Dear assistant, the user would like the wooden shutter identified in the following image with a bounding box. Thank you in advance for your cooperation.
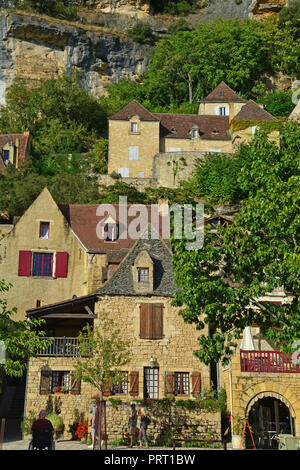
[55,252,68,278]
[103,380,111,397]
[18,251,32,276]
[140,304,164,339]
[191,372,201,397]
[140,304,151,339]
[165,372,174,396]
[129,371,139,396]
[40,370,51,395]
[152,304,163,339]
[70,372,81,395]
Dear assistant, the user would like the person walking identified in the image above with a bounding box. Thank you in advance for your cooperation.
[137,408,150,449]
[128,402,137,447]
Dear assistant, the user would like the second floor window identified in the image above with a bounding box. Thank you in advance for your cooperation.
[33,252,53,277]
[129,146,139,161]
[131,123,138,133]
[140,303,164,339]
[138,268,149,282]
[219,107,226,116]
[40,221,50,239]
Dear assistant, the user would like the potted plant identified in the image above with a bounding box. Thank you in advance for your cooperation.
[53,386,62,394]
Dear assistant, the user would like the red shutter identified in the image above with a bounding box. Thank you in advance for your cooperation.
[129,372,139,396]
[55,252,68,278]
[18,251,32,276]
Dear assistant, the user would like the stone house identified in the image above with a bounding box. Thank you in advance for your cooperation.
[24,229,217,441]
[0,130,31,173]
[107,82,279,187]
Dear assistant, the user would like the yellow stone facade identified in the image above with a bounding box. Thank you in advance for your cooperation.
[0,188,107,321]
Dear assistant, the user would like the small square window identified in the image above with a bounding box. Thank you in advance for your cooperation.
[138,268,149,282]
[40,222,50,239]
[131,123,138,133]
[192,129,198,139]
[218,91,224,97]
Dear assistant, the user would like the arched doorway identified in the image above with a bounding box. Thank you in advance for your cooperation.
[246,394,296,449]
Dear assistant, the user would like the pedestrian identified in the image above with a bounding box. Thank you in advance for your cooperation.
[137,408,150,449]
[31,410,54,435]
[89,402,98,449]
[128,402,137,447]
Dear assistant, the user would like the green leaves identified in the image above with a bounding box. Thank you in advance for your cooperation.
[172,123,300,365]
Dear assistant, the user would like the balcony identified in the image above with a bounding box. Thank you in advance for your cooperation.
[37,337,80,357]
[240,350,300,373]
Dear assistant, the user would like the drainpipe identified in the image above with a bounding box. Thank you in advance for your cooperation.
[229,366,234,436]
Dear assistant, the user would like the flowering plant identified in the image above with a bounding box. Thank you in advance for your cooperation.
[75,421,89,440]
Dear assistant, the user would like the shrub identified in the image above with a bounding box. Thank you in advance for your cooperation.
[47,413,65,438]
[127,21,155,45]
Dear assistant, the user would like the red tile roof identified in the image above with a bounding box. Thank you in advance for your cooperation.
[154,113,231,141]
[0,132,31,161]
[109,100,160,121]
[232,100,277,121]
[59,203,171,255]
[200,82,247,103]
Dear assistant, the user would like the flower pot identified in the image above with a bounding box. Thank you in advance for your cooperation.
[232,434,243,449]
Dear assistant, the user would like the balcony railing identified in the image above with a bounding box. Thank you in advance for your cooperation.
[240,350,300,373]
[37,337,80,357]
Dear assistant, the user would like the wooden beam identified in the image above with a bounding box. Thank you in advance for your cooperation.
[42,313,96,319]
[84,305,94,316]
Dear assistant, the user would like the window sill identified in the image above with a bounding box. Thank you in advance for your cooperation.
[128,132,141,135]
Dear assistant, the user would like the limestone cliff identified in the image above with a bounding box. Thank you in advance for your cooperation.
[0,9,151,104]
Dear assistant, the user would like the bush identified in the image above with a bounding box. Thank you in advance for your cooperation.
[127,21,155,45]
[47,413,64,438]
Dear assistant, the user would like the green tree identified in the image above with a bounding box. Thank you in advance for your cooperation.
[172,123,300,365]
[258,90,295,117]
[279,0,300,38]
[75,313,130,449]
[0,280,52,391]
[127,21,155,45]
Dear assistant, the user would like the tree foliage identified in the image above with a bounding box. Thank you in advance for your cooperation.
[0,280,52,390]
[172,123,300,365]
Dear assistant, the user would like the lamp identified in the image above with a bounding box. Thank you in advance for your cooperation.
[150,356,155,368]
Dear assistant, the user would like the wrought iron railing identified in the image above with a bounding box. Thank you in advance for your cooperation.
[37,337,80,357]
[240,350,300,373]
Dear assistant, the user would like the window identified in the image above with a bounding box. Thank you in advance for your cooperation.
[168,147,181,152]
[138,172,145,178]
[18,251,68,278]
[3,150,9,163]
[138,268,149,282]
[112,372,128,395]
[218,91,224,97]
[191,129,198,139]
[129,146,139,161]
[118,167,130,177]
[131,123,138,133]
[144,367,159,399]
[39,221,50,239]
[174,372,189,396]
[140,303,163,339]
[51,371,70,393]
[219,107,226,116]
[32,252,53,277]
[104,223,118,242]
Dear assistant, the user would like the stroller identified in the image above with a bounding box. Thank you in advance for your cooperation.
[28,428,55,450]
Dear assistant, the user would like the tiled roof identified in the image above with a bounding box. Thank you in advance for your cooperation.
[59,204,171,256]
[109,100,160,121]
[154,113,231,141]
[232,100,277,121]
[97,234,177,297]
[200,82,247,103]
[0,132,31,161]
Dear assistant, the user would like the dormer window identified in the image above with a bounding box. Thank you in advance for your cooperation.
[218,91,224,97]
[138,268,149,282]
[104,223,118,242]
[192,129,198,139]
[3,150,10,163]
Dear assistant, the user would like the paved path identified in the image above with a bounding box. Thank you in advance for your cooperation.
[1,438,231,451]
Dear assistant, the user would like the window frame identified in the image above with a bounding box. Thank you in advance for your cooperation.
[32,252,54,278]
[174,372,190,396]
[138,267,149,282]
[39,221,50,239]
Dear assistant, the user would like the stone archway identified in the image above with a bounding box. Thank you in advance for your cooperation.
[245,392,296,449]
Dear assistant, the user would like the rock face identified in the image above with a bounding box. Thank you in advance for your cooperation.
[0,10,151,104]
